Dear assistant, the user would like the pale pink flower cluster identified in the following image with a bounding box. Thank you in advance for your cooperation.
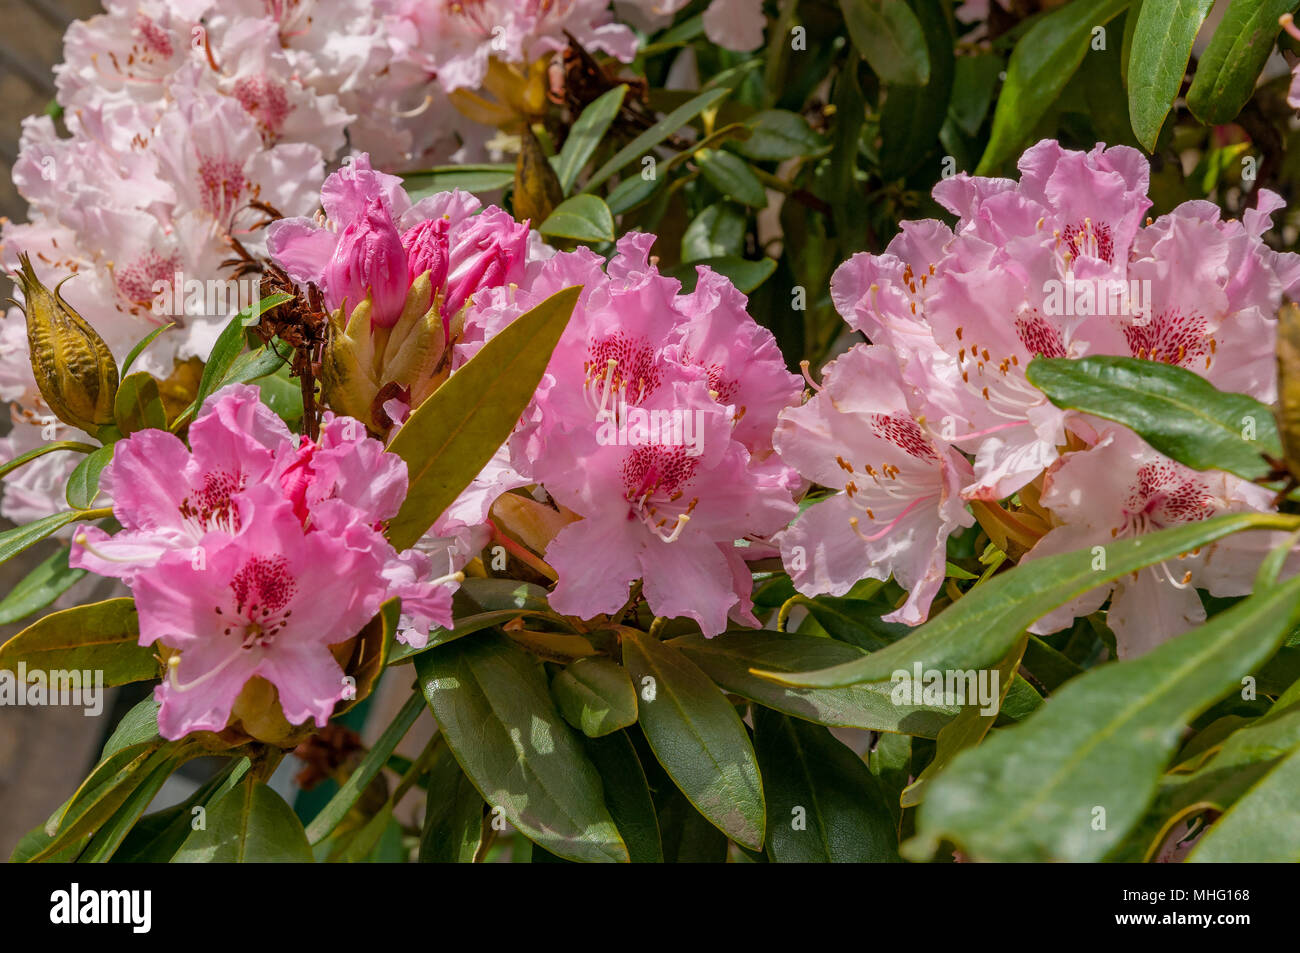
[776,140,1300,656]
[464,234,802,635]
[69,384,461,739]
[619,0,768,52]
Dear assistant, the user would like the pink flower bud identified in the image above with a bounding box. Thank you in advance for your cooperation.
[322,197,409,328]
[401,217,451,291]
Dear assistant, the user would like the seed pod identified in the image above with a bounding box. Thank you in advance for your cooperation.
[14,253,118,433]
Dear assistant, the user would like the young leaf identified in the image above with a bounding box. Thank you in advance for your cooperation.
[415,632,628,862]
[384,286,579,550]
[907,576,1300,862]
[0,510,107,568]
[539,194,616,242]
[695,149,767,207]
[1126,0,1215,152]
[113,371,167,434]
[0,440,97,481]
[403,164,516,199]
[731,110,829,162]
[551,657,638,737]
[65,443,114,510]
[621,628,766,851]
[0,545,86,626]
[1027,355,1282,481]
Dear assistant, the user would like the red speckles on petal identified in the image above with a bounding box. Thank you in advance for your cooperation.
[133,13,174,58]
[1125,309,1211,368]
[178,469,246,533]
[233,75,290,139]
[587,332,662,403]
[1125,461,1214,526]
[1062,219,1114,264]
[230,554,296,620]
[115,250,179,311]
[198,153,247,219]
[868,413,939,461]
[1014,312,1067,359]
[622,444,699,503]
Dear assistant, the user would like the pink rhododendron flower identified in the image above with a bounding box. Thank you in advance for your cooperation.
[1024,427,1280,658]
[461,234,800,634]
[774,345,974,625]
[68,384,466,738]
[321,197,410,327]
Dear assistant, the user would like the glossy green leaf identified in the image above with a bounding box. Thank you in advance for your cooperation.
[551,656,638,737]
[665,256,777,294]
[418,744,484,863]
[120,323,174,377]
[65,443,114,510]
[838,0,930,86]
[384,286,579,550]
[977,0,1130,174]
[731,110,828,161]
[415,633,627,862]
[907,576,1300,862]
[581,731,663,863]
[1126,0,1214,151]
[552,85,627,194]
[111,759,250,863]
[0,597,157,687]
[0,511,89,568]
[621,629,765,851]
[174,775,314,862]
[0,545,86,626]
[112,371,167,435]
[539,194,616,242]
[754,707,900,862]
[404,164,516,198]
[754,513,1292,690]
[582,86,731,194]
[879,0,954,180]
[1027,355,1282,481]
[682,203,746,262]
[696,149,767,207]
[673,631,957,737]
[1187,743,1300,861]
[1186,0,1299,125]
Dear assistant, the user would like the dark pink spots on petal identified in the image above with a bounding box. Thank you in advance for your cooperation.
[1124,309,1211,368]
[587,332,662,403]
[115,250,179,310]
[1015,312,1067,359]
[133,14,174,58]
[198,154,247,218]
[1062,219,1114,264]
[622,445,699,503]
[1125,461,1214,526]
[179,469,246,532]
[233,75,290,138]
[868,413,939,461]
[230,554,297,621]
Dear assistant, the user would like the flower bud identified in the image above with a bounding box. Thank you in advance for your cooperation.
[402,217,450,292]
[322,197,409,329]
[14,253,118,433]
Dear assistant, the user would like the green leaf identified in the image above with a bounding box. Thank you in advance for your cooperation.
[1188,743,1300,861]
[0,597,157,686]
[65,444,114,510]
[111,759,251,863]
[0,511,96,568]
[1027,355,1282,481]
[304,691,423,845]
[621,628,765,850]
[389,607,568,664]
[112,371,167,435]
[99,696,161,760]
[673,631,957,737]
[879,0,955,180]
[977,0,1131,174]
[418,743,484,863]
[416,633,627,862]
[665,256,777,294]
[384,286,579,550]
[403,164,517,198]
[754,512,1294,690]
[731,110,828,161]
[581,731,663,863]
[948,54,1003,137]
[696,149,767,207]
[606,172,665,216]
[1126,0,1215,151]
[538,194,616,242]
[907,576,1300,862]
[552,85,627,194]
[77,750,184,862]
[0,546,86,626]
[753,707,900,862]
[838,0,931,86]
[682,203,746,262]
[174,775,314,862]
[582,86,731,194]
[0,440,97,481]
[551,657,638,737]
[120,323,174,376]
[1186,0,1300,125]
